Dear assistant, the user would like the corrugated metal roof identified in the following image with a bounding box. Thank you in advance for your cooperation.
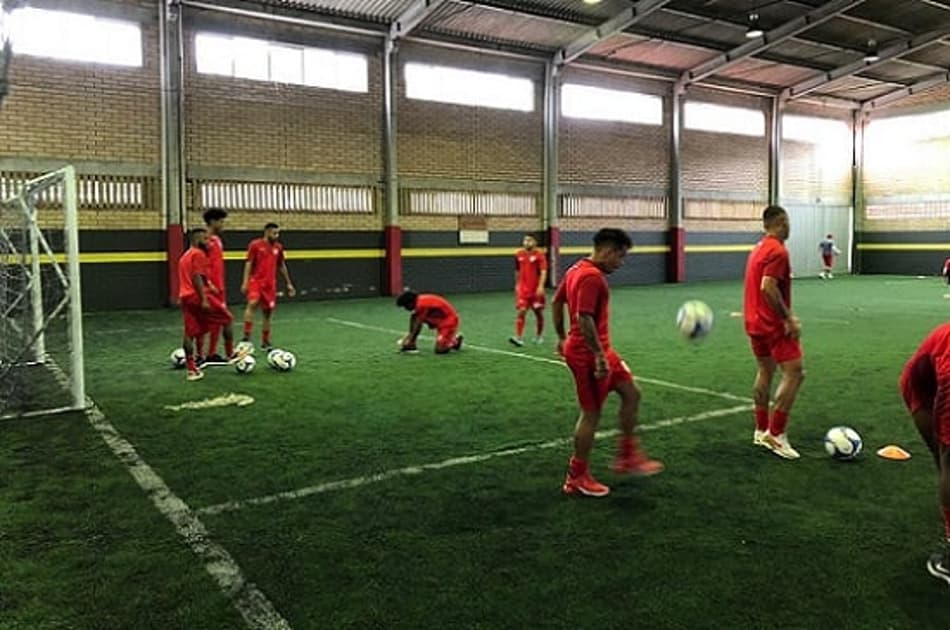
[719,59,817,87]
[588,35,715,70]
[850,0,950,33]
[282,0,414,21]
[422,3,585,50]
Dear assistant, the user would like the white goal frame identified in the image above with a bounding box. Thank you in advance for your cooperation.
[0,165,85,418]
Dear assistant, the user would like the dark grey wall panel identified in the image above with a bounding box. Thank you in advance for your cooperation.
[558,253,666,286]
[79,230,165,252]
[857,231,948,244]
[561,230,667,247]
[687,253,748,281]
[856,251,944,275]
[687,232,759,246]
[81,263,165,311]
[403,231,539,248]
[277,259,381,300]
[403,257,514,294]
[222,230,383,250]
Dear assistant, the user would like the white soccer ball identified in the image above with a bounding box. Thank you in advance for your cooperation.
[676,300,714,341]
[824,426,863,461]
[170,348,187,369]
[266,348,283,368]
[234,354,256,374]
[272,350,296,372]
[236,340,255,356]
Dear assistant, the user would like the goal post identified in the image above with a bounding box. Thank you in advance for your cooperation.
[0,165,86,419]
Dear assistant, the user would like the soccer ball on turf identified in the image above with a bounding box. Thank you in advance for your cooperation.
[236,340,255,356]
[170,348,187,369]
[676,300,714,341]
[271,350,296,372]
[266,348,283,368]
[234,354,256,374]
[824,426,863,461]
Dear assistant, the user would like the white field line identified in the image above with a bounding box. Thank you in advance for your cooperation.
[196,403,752,517]
[45,357,291,629]
[326,317,752,403]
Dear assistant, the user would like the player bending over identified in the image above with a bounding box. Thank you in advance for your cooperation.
[241,222,295,351]
[509,233,548,347]
[178,227,243,381]
[553,228,663,498]
[396,291,463,354]
[901,323,950,586]
[745,205,805,460]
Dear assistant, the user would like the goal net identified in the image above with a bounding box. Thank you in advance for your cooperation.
[0,166,86,419]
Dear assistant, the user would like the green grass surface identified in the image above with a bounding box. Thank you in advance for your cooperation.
[3,275,950,628]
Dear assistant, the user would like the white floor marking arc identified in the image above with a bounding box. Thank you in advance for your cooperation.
[195,404,753,516]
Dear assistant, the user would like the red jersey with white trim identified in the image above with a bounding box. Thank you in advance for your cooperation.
[555,258,610,359]
[515,248,547,295]
[178,247,209,300]
[246,238,285,288]
[414,294,458,327]
[206,234,225,293]
[744,235,791,336]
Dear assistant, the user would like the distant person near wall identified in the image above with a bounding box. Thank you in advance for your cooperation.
[818,234,842,280]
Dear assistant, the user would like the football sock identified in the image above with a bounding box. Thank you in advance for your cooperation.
[618,435,636,458]
[755,406,769,432]
[243,321,253,339]
[186,355,196,372]
[568,456,588,477]
[515,313,526,338]
[943,506,950,541]
[209,327,220,356]
[262,328,271,345]
[770,409,790,436]
[225,339,234,357]
[534,308,544,336]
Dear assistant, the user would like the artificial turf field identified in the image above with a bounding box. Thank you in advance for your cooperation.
[4,274,950,629]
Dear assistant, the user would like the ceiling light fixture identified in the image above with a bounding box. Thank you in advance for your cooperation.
[863,38,880,63]
[582,0,603,5]
[746,12,764,39]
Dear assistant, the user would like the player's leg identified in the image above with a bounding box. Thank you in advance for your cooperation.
[611,376,664,476]
[207,324,222,362]
[532,305,545,343]
[766,351,805,460]
[749,337,776,446]
[243,300,257,342]
[435,320,462,354]
[927,438,950,585]
[261,308,273,350]
[181,302,204,381]
[510,298,528,347]
[563,359,610,496]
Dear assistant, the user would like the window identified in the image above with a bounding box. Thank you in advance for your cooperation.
[685,102,764,136]
[195,33,368,92]
[9,8,142,67]
[783,115,850,145]
[404,62,534,112]
[561,84,662,125]
[866,109,950,144]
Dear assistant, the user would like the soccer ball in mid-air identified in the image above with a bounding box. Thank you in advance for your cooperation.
[676,300,714,341]
[268,349,296,372]
[170,348,187,369]
[236,340,255,356]
[234,354,256,374]
[824,426,863,461]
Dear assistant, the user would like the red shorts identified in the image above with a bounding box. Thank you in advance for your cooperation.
[822,254,834,267]
[434,317,460,351]
[516,291,546,311]
[247,278,277,312]
[564,348,633,412]
[900,368,950,446]
[181,294,233,338]
[749,330,803,364]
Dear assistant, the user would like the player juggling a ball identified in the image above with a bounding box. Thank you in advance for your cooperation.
[396,290,463,355]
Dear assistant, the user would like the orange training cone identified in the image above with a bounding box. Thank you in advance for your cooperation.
[876,445,911,461]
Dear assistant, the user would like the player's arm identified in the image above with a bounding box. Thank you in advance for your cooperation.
[578,314,607,378]
[241,260,252,295]
[552,282,567,355]
[279,260,296,297]
[405,313,423,344]
[537,268,548,296]
[760,276,800,339]
[194,274,209,310]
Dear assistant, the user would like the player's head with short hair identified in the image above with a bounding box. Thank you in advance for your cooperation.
[826,233,833,239]
[188,226,207,248]
[203,207,228,233]
[523,233,538,250]
[591,228,633,274]
[264,222,280,242]
[396,290,418,311]
[762,205,790,241]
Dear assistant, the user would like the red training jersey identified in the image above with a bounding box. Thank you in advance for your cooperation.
[515,248,547,295]
[554,258,610,358]
[206,234,225,292]
[414,294,458,327]
[246,238,285,287]
[744,235,792,336]
[904,324,950,424]
[179,247,209,300]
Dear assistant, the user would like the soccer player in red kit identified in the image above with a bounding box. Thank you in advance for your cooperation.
[241,222,295,351]
[396,290,463,354]
[509,233,548,347]
[178,227,240,381]
[553,228,663,497]
[745,205,805,460]
[901,323,950,585]
[199,207,228,365]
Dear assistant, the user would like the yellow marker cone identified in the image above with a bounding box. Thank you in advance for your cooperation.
[876,445,911,461]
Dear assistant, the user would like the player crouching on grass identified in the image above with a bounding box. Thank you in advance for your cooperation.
[178,227,245,382]
[396,290,463,354]
[553,228,663,497]
[901,323,950,586]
